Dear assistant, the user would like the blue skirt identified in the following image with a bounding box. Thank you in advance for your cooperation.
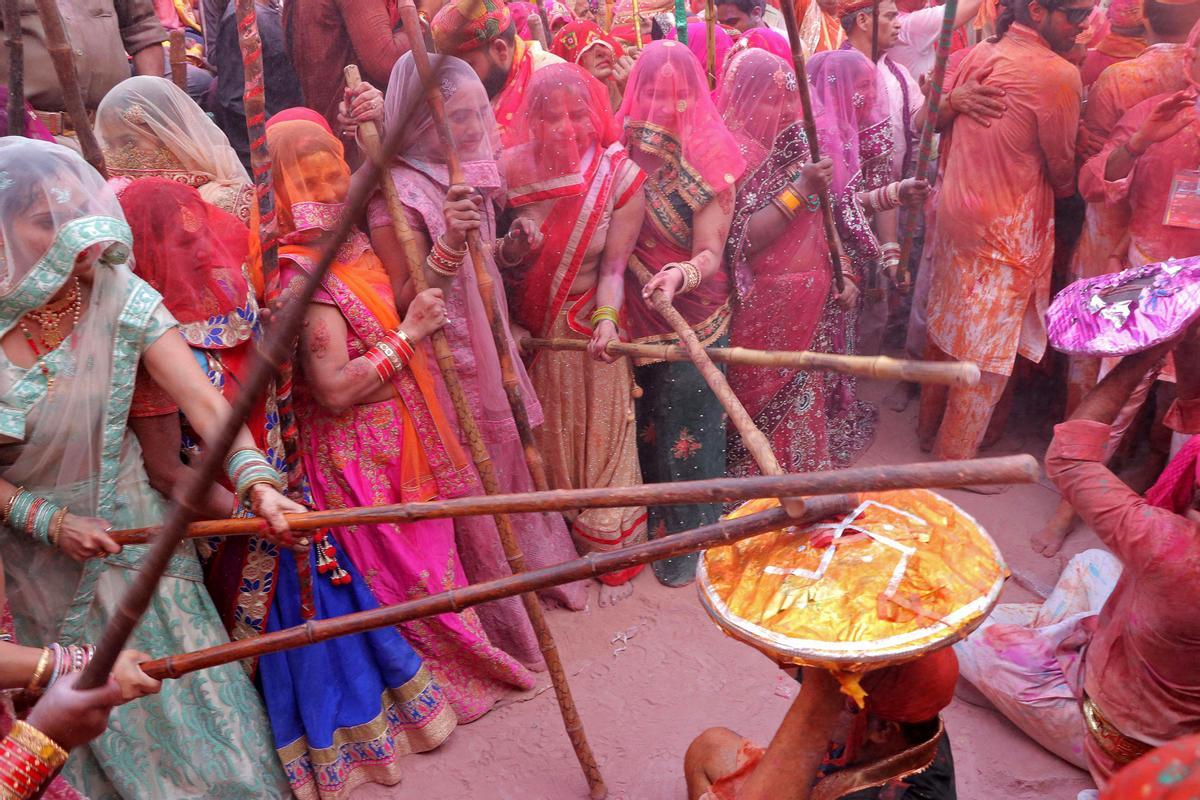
[257,536,457,800]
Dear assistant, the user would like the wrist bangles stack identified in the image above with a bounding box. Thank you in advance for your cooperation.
[590,305,620,329]
[862,182,903,213]
[224,448,286,509]
[880,241,901,275]
[665,260,702,295]
[2,488,68,548]
[428,236,465,278]
[361,328,417,384]
[0,720,68,800]
[772,185,821,219]
[24,642,96,694]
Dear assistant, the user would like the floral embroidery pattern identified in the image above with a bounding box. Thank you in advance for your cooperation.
[671,428,702,461]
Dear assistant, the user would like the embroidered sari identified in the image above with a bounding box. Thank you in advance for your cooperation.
[807,50,892,466]
[121,176,455,800]
[371,55,586,662]
[501,64,648,583]
[617,41,746,586]
[270,118,537,724]
[0,139,290,800]
[719,49,833,477]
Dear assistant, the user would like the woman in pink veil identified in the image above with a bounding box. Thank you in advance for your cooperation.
[617,40,746,586]
[805,49,893,466]
[368,53,587,668]
[718,48,839,477]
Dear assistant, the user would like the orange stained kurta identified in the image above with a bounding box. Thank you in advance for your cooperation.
[1079,94,1200,267]
[794,0,843,54]
[926,24,1080,377]
[1070,43,1190,280]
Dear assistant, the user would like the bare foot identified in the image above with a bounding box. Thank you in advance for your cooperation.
[598,580,635,608]
[883,381,917,413]
[1031,500,1076,558]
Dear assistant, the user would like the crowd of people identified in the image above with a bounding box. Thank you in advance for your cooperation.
[0,0,1195,796]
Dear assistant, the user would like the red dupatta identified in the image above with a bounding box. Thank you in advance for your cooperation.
[502,64,640,341]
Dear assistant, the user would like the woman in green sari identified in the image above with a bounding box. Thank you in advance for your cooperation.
[0,139,301,798]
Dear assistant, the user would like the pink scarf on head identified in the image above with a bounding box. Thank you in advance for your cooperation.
[1145,436,1200,513]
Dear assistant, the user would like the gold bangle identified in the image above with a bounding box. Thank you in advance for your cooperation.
[25,648,51,693]
[589,305,620,327]
[1,489,22,527]
[7,721,68,769]
[49,508,67,549]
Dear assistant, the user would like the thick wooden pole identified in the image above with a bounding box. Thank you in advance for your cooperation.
[525,337,981,386]
[373,7,609,792]
[632,0,643,47]
[896,0,958,288]
[110,454,1039,545]
[870,0,879,61]
[3,0,23,137]
[141,496,857,680]
[776,0,844,293]
[32,0,104,175]
[72,51,453,693]
[169,30,187,90]
[629,260,804,517]
[705,0,717,88]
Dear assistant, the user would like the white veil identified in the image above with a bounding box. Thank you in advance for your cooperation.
[0,138,166,644]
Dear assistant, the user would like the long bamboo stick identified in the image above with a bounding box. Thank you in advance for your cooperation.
[632,0,643,47]
[33,0,104,175]
[870,0,879,61]
[109,454,1038,545]
[895,0,958,289]
[629,260,804,518]
[532,0,554,46]
[372,8,609,793]
[72,49,454,694]
[525,337,981,386]
[140,495,857,680]
[3,0,24,137]
[169,30,187,90]
[704,0,716,88]
[776,0,844,293]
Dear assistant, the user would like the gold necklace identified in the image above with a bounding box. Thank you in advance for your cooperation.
[26,278,82,350]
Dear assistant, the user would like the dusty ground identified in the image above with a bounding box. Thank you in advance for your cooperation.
[354,380,1102,799]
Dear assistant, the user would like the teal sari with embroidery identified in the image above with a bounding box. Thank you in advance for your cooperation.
[0,140,289,800]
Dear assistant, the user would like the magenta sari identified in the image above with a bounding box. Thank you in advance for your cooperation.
[720,49,833,476]
[807,50,893,466]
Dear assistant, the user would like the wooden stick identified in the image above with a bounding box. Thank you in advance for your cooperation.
[169,30,188,90]
[629,260,804,517]
[525,337,981,386]
[531,0,554,46]
[605,0,614,32]
[870,0,879,62]
[371,8,609,793]
[776,0,844,293]
[632,0,643,48]
[140,495,858,680]
[32,0,104,175]
[72,47,453,694]
[3,0,23,137]
[895,0,958,289]
[705,0,717,88]
[110,454,1039,545]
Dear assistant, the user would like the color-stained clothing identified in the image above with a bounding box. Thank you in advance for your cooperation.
[1069,43,1188,282]
[1080,32,1146,87]
[793,0,843,54]
[282,0,410,132]
[1078,96,1200,268]
[925,24,1080,378]
[1046,415,1200,783]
